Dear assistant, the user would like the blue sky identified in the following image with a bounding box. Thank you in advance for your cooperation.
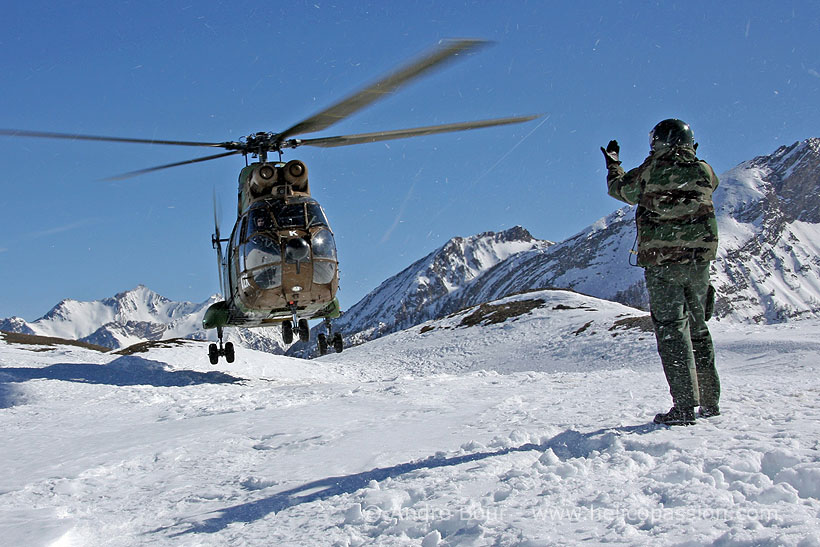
[2,1,819,321]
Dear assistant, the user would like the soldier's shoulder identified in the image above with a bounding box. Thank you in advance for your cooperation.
[696,158,718,175]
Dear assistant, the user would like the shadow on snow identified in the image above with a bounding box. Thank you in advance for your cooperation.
[0,355,243,389]
[0,383,28,409]
[164,423,658,537]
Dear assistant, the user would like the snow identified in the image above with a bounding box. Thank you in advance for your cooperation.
[2,289,820,546]
[714,163,769,217]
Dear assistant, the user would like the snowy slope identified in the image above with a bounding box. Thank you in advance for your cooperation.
[2,291,819,546]
[322,288,658,379]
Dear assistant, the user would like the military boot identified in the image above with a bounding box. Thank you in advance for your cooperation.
[698,405,720,418]
[653,406,696,426]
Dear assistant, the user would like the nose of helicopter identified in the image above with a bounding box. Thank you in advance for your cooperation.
[285,237,311,263]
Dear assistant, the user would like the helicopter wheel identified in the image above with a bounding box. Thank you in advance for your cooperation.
[332,332,344,353]
[208,343,219,365]
[282,320,294,345]
[298,319,310,343]
[317,333,328,356]
[224,342,235,363]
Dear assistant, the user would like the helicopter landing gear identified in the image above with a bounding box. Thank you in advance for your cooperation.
[297,319,310,342]
[282,318,310,345]
[208,326,235,365]
[317,318,344,356]
[282,320,294,345]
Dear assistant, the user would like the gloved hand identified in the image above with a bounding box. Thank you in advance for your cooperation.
[601,139,621,166]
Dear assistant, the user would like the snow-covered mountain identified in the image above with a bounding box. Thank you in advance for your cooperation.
[291,138,820,354]
[287,226,550,356]
[464,139,820,323]
[712,138,820,321]
[0,286,285,352]
[456,207,646,311]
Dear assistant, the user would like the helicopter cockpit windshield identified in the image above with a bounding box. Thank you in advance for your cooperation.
[246,199,330,231]
[265,199,329,229]
[305,202,329,228]
[241,199,336,290]
[273,203,306,228]
[244,207,281,289]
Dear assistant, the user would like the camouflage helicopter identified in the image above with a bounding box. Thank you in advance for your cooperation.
[1,39,537,362]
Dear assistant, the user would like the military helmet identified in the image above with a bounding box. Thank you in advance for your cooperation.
[650,119,694,150]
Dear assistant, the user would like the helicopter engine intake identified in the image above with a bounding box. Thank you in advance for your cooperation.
[283,160,308,192]
[248,163,277,196]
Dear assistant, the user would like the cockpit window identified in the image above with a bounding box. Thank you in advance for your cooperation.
[245,234,280,266]
[307,203,329,228]
[272,202,306,228]
[311,229,336,259]
[248,208,274,236]
[244,233,282,289]
[245,199,327,232]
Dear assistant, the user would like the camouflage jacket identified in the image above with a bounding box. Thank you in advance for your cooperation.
[607,145,719,266]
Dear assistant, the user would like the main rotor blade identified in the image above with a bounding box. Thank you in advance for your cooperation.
[291,114,540,148]
[103,150,242,181]
[0,128,229,148]
[276,38,489,143]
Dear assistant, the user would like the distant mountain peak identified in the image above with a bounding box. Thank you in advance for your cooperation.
[289,227,550,356]
[113,284,160,298]
[452,225,535,244]
[763,137,820,171]
[762,138,820,223]
[1,287,285,353]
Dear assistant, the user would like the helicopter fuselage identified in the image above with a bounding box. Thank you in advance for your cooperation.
[203,160,340,330]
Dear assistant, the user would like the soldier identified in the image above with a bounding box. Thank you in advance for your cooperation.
[602,119,721,425]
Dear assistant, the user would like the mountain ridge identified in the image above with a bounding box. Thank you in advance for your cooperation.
[459,138,820,322]
[4,138,820,354]
[318,226,550,349]
[0,286,285,352]
[307,137,820,354]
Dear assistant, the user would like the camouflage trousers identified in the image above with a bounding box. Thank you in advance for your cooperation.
[645,262,720,409]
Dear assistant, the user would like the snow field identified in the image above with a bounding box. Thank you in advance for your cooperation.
[2,290,820,545]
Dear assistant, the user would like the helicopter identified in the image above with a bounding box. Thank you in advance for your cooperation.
[1,38,538,363]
